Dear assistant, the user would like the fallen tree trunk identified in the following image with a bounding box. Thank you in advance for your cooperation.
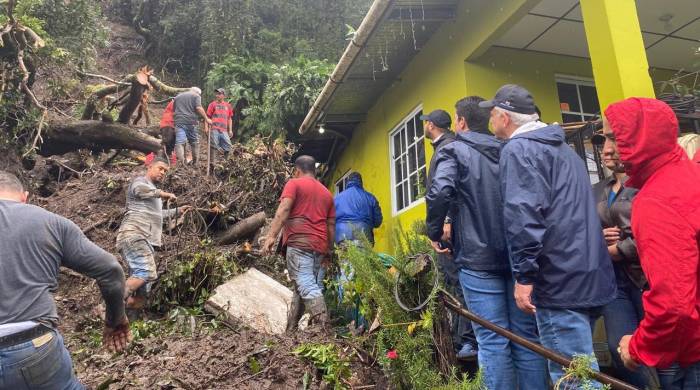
[215,212,267,245]
[39,120,161,157]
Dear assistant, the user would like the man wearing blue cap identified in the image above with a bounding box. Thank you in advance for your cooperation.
[480,84,616,387]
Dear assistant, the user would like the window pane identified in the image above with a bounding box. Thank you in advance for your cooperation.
[562,113,582,124]
[557,82,581,113]
[407,118,416,144]
[416,138,425,167]
[393,133,401,158]
[394,158,403,183]
[579,85,600,115]
[399,129,406,155]
[403,181,409,207]
[415,112,423,135]
[408,144,417,173]
[408,173,415,202]
[396,185,404,210]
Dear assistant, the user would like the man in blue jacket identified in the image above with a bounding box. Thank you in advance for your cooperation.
[426,99,547,389]
[480,85,616,387]
[334,172,382,245]
[334,172,382,330]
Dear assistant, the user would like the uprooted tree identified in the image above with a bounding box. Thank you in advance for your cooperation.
[1,1,189,160]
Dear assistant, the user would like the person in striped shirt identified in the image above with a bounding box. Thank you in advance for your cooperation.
[205,88,234,171]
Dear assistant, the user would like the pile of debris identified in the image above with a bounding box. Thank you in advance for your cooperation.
[31,138,389,388]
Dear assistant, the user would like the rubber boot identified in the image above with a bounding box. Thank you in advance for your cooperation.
[287,290,304,333]
[209,146,217,173]
[304,296,330,327]
[174,144,185,165]
[191,143,200,164]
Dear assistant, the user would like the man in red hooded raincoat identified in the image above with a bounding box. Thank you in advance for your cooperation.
[605,97,700,389]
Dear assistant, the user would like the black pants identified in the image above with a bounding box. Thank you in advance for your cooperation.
[438,253,477,350]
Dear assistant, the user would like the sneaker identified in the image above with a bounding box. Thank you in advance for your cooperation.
[456,343,478,360]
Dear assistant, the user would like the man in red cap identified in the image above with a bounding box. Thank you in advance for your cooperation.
[606,97,700,389]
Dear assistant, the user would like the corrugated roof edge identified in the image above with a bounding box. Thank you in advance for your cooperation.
[298,0,394,135]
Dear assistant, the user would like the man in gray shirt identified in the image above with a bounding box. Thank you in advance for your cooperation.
[117,158,190,312]
[0,171,130,388]
[173,87,212,165]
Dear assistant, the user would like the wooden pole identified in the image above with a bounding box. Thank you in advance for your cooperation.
[440,291,639,390]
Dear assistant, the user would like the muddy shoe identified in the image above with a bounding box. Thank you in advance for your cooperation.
[126,308,143,322]
[304,297,330,328]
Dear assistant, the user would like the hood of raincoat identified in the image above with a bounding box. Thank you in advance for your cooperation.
[457,130,502,164]
[512,124,566,145]
[605,98,685,188]
[346,174,362,189]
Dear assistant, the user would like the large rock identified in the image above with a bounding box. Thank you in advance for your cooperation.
[204,268,293,334]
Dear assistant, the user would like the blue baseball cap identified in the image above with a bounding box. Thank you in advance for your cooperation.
[419,109,452,129]
[479,84,537,115]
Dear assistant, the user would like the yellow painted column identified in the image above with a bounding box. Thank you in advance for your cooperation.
[580,0,655,110]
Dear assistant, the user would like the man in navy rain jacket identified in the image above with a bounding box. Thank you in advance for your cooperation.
[480,84,616,387]
[426,100,547,389]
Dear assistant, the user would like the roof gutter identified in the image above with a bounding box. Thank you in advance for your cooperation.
[298,0,395,135]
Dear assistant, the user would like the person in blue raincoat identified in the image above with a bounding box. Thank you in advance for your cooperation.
[334,172,382,331]
[334,172,382,245]
[480,84,616,388]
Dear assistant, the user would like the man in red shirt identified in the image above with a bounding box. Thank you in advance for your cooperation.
[205,88,234,170]
[262,155,336,327]
[606,98,700,389]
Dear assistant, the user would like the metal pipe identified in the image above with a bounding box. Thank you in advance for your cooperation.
[298,0,395,135]
[440,291,639,390]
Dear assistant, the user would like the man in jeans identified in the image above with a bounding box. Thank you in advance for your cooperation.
[607,98,700,390]
[117,158,190,313]
[481,85,616,387]
[262,155,335,327]
[426,98,546,389]
[205,88,234,172]
[173,87,212,165]
[0,171,130,389]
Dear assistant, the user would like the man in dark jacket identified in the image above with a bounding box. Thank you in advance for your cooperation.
[608,98,700,390]
[422,109,478,360]
[481,84,616,387]
[426,100,547,389]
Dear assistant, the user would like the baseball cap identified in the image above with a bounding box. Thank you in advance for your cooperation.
[479,84,537,114]
[419,109,452,129]
[215,88,226,95]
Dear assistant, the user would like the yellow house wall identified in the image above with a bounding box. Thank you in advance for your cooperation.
[330,4,674,256]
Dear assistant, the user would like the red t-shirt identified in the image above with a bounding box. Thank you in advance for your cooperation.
[206,101,234,134]
[160,101,175,128]
[280,176,335,254]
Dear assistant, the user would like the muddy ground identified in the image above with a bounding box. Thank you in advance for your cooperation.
[34,149,389,390]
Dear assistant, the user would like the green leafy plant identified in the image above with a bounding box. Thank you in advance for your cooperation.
[336,222,484,389]
[293,343,351,389]
[554,354,611,390]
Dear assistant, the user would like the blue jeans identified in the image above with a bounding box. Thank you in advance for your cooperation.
[536,307,602,389]
[286,247,324,299]
[601,280,648,388]
[459,269,547,390]
[0,330,83,389]
[209,130,232,152]
[175,124,199,145]
[659,362,700,390]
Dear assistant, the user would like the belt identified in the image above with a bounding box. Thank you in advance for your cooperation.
[0,325,52,349]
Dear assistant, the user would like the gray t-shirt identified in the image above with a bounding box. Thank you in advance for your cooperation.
[0,200,126,328]
[173,91,202,126]
[116,176,177,248]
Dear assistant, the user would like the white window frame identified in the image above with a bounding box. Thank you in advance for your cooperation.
[389,105,427,216]
[555,76,599,123]
[334,170,353,195]
[556,76,601,184]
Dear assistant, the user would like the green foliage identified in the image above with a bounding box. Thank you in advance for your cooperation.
[554,354,611,390]
[336,222,484,389]
[151,241,240,312]
[205,55,332,140]
[293,343,351,389]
